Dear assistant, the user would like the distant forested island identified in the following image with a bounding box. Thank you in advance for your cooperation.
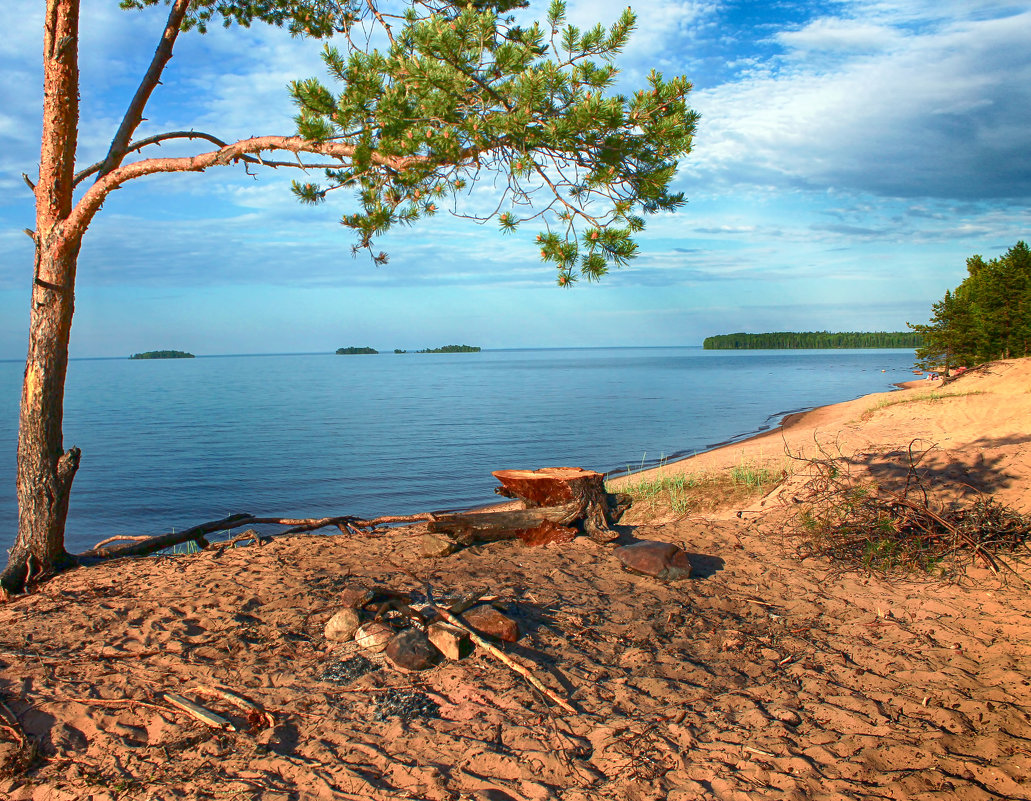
[129,350,195,359]
[335,346,378,354]
[703,332,923,350]
[414,345,481,353]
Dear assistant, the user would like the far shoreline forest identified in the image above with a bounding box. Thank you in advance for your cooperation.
[703,332,923,350]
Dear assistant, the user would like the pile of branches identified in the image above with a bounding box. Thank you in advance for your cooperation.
[786,442,1031,576]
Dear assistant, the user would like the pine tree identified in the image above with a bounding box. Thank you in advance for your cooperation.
[909,241,1031,373]
[911,291,973,375]
[3,0,698,593]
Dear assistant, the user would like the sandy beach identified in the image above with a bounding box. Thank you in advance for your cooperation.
[1,359,1030,800]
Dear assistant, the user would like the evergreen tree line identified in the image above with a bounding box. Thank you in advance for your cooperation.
[702,331,924,350]
[908,241,1031,372]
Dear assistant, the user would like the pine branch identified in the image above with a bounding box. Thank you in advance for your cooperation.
[73,131,347,186]
[94,0,191,183]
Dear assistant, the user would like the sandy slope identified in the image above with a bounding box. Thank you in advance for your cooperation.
[609,358,1031,523]
[1,360,1030,800]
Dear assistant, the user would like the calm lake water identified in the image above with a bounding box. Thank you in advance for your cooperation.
[0,347,918,553]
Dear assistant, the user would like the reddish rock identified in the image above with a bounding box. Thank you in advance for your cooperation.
[461,605,520,642]
[339,588,375,609]
[385,629,442,671]
[614,540,692,581]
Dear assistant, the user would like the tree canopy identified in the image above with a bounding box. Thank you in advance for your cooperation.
[287,0,697,284]
[908,241,1031,373]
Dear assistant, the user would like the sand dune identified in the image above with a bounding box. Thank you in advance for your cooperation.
[613,357,1031,516]
[1,359,1029,800]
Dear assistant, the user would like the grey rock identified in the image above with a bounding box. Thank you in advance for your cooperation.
[422,533,460,557]
[384,628,442,671]
[354,621,394,652]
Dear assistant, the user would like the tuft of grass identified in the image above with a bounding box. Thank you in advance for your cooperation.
[159,539,202,557]
[611,459,786,515]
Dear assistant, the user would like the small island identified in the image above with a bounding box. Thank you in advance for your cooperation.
[415,344,481,353]
[129,350,195,360]
[335,346,378,355]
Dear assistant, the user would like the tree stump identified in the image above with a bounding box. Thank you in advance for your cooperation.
[492,467,631,543]
[424,467,631,551]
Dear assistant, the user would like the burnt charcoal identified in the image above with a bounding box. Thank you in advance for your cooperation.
[318,654,378,684]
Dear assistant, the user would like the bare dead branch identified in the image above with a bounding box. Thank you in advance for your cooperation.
[364,0,395,44]
[785,439,1030,577]
[77,510,443,563]
[93,0,191,183]
[79,513,254,560]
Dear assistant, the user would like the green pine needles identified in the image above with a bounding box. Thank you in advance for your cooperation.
[909,241,1031,372]
[121,0,355,37]
[288,0,698,284]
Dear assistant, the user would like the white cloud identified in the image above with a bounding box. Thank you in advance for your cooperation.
[685,6,1031,199]
[775,19,901,53]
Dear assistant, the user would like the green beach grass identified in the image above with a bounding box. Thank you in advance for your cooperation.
[610,457,787,515]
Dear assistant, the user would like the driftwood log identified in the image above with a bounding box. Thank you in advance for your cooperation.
[78,512,435,561]
[74,467,630,565]
[427,467,631,547]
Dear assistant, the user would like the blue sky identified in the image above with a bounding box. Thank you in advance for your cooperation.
[0,0,1028,358]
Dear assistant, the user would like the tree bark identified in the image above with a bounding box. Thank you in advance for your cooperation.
[426,502,582,546]
[2,0,82,595]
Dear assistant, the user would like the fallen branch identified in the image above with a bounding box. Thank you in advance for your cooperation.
[0,699,25,744]
[418,585,581,716]
[191,684,274,729]
[91,534,152,549]
[73,468,629,565]
[64,696,174,714]
[78,512,437,562]
[81,514,254,560]
[427,502,581,545]
[161,692,236,731]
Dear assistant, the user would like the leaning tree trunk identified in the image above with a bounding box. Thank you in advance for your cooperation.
[1,0,82,595]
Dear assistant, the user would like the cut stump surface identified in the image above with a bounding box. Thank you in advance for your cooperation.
[492,467,604,507]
